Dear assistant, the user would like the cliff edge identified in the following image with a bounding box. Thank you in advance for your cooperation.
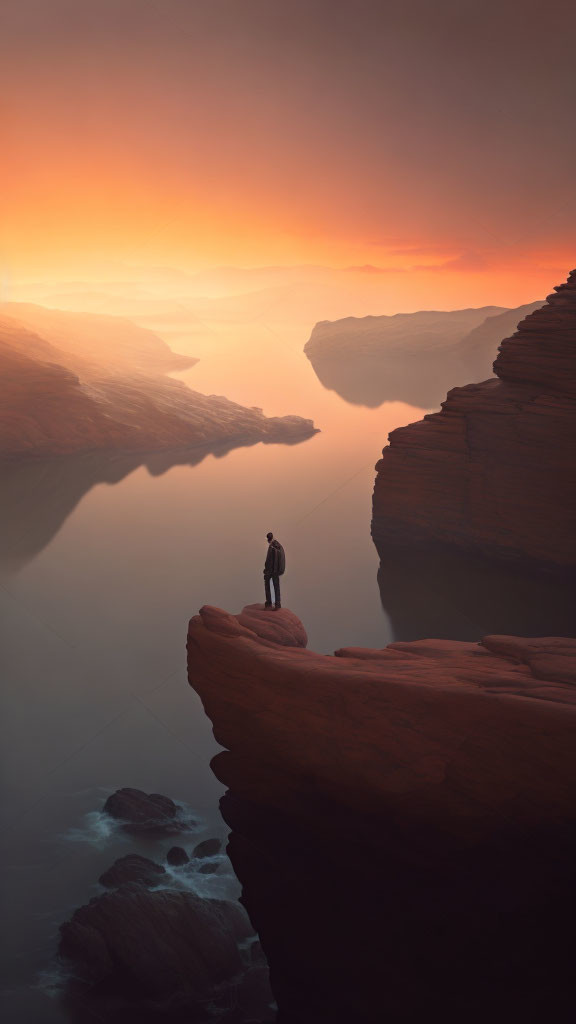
[371,270,576,571]
[187,603,576,1023]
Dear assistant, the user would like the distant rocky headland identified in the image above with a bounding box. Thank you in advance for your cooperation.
[305,301,542,407]
[372,270,576,572]
[0,303,317,457]
[187,603,576,1023]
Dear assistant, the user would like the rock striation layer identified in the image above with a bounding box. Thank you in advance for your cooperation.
[372,271,576,571]
[187,603,576,1023]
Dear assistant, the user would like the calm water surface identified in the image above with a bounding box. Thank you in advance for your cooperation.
[1,316,572,1020]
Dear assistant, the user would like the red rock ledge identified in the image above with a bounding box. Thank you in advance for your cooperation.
[188,604,575,832]
[187,604,576,1023]
[372,269,576,572]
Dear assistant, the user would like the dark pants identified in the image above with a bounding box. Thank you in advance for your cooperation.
[264,574,281,606]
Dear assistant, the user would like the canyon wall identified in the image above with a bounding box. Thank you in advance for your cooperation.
[372,271,576,572]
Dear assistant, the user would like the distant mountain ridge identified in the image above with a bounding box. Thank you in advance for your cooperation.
[307,306,506,357]
[0,302,197,375]
[305,301,543,408]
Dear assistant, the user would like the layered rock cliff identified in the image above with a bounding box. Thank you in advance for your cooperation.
[187,603,576,1024]
[0,308,316,457]
[372,271,576,571]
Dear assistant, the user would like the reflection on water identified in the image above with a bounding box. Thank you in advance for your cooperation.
[0,318,398,1023]
[306,351,458,408]
[0,431,316,577]
[378,546,576,641]
[0,455,141,575]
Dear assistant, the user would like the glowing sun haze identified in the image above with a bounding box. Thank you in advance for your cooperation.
[2,0,575,305]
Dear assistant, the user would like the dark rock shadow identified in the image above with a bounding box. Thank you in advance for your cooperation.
[210,758,575,1024]
[377,544,576,642]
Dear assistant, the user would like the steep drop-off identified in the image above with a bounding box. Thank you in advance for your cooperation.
[372,271,576,571]
[187,603,576,1023]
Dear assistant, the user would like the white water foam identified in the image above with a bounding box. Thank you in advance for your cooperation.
[61,798,203,847]
[160,854,238,899]
[61,810,120,846]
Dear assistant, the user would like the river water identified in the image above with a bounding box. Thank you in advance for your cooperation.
[0,313,573,1021]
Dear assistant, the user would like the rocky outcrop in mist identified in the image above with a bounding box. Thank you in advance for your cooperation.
[0,305,317,457]
[372,271,576,571]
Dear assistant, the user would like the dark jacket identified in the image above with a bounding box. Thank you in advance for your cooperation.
[264,539,284,576]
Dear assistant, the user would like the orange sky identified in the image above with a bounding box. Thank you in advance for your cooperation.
[1,0,575,307]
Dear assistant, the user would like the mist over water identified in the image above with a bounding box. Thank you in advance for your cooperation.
[1,302,572,1022]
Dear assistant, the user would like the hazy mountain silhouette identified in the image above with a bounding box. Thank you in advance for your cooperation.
[305,306,508,407]
[0,302,196,374]
[0,306,316,458]
[8,265,498,330]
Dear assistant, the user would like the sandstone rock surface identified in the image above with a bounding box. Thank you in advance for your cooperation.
[372,270,576,571]
[187,604,576,1023]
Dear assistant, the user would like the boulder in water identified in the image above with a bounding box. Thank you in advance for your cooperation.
[166,845,190,866]
[59,882,253,1000]
[99,854,166,889]
[193,837,222,858]
[102,787,195,834]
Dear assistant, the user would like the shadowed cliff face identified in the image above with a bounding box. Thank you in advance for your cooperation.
[187,604,576,1024]
[372,270,576,572]
[377,546,576,642]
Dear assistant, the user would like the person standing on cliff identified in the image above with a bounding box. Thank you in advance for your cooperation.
[264,532,285,610]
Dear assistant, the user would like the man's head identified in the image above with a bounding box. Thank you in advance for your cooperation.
[266,532,273,543]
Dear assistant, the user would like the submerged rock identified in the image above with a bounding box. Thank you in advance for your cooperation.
[198,862,220,875]
[99,854,166,889]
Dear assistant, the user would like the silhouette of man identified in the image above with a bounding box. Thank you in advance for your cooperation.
[264,532,284,610]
